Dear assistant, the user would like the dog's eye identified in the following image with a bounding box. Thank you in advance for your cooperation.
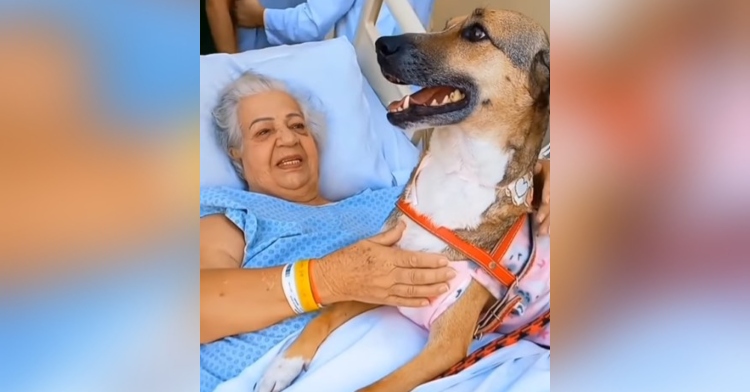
[462,24,487,42]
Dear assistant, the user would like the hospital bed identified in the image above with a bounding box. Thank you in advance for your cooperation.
[200,0,550,390]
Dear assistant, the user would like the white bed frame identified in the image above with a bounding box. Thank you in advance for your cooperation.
[352,0,425,109]
[335,0,551,157]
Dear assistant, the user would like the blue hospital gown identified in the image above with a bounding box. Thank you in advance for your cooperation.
[200,185,403,392]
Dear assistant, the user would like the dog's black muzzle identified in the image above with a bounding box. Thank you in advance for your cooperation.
[375,34,431,84]
[375,34,416,60]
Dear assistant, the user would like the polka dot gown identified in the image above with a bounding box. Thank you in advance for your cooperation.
[199,186,402,392]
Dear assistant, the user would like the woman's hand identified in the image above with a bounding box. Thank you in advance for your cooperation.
[534,159,551,235]
[313,222,456,307]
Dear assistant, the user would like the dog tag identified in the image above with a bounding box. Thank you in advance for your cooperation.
[506,172,533,207]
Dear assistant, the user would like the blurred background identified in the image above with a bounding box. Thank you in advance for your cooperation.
[0,1,197,391]
[550,0,750,390]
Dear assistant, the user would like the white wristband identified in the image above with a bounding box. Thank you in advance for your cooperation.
[281,263,305,314]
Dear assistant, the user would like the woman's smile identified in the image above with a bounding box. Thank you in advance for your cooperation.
[276,154,304,170]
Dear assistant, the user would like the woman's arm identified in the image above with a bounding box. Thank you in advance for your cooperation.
[260,0,356,46]
[201,266,294,343]
[200,215,296,343]
[205,0,237,54]
[200,217,455,343]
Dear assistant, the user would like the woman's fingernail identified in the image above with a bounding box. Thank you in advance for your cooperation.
[447,269,457,279]
[440,284,449,293]
[421,300,430,306]
[537,213,546,223]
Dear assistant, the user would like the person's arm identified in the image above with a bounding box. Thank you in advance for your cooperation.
[201,267,295,343]
[200,216,457,343]
[205,0,237,54]
[200,215,299,343]
[262,0,356,46]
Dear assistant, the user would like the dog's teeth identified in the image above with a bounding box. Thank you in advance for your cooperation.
[441,96,450,105]
[430,99,439,106]
[448,89,464,102]
[403,95,410,109]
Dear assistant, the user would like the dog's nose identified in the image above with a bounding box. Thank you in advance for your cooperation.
[375,36,404,57]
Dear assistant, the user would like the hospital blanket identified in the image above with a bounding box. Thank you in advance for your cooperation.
[215,307,550,392]
[200,185,403,392]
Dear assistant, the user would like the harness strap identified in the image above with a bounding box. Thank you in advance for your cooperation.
[397,156,550,380]
[436,309,551,379]
[475,216,538,337]
[396,199,526,288]
[475,296,522,337]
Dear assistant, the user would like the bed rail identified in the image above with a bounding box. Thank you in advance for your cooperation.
[352,0,427,143]
[353,0,424,109]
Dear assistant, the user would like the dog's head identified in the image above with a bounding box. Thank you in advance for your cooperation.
[376,8,549,135]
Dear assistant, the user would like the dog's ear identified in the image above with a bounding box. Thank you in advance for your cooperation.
[529,48,550,109]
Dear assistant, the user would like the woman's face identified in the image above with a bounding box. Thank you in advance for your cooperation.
[230,90,321,203]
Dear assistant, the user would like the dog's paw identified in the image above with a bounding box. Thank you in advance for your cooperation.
[254,356,307,392]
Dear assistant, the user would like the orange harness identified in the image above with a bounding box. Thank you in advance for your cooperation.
[397,199,526,288]
[396,198,551,378]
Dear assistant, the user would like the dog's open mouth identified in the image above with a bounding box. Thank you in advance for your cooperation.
[386,86,469,117]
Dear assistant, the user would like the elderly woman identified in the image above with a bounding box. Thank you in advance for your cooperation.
[200,71,551,392]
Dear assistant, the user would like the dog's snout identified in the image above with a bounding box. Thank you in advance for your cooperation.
[375,36,407,57]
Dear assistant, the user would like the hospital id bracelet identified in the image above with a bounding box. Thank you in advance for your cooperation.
[281,263,305,314]
[294,260,321,312]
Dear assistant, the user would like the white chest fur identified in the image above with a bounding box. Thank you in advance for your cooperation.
[397,129,512,253]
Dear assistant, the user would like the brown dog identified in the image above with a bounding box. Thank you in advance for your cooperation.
[257,8,550,392]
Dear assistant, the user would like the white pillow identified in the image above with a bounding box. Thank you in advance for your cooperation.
[200,37,395,201]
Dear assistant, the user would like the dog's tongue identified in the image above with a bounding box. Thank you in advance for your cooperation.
[409,87,453,105]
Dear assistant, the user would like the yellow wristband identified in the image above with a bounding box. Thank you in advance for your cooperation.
[294,260,320,312]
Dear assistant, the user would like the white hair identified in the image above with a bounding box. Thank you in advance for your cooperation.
[212,71,327,180]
